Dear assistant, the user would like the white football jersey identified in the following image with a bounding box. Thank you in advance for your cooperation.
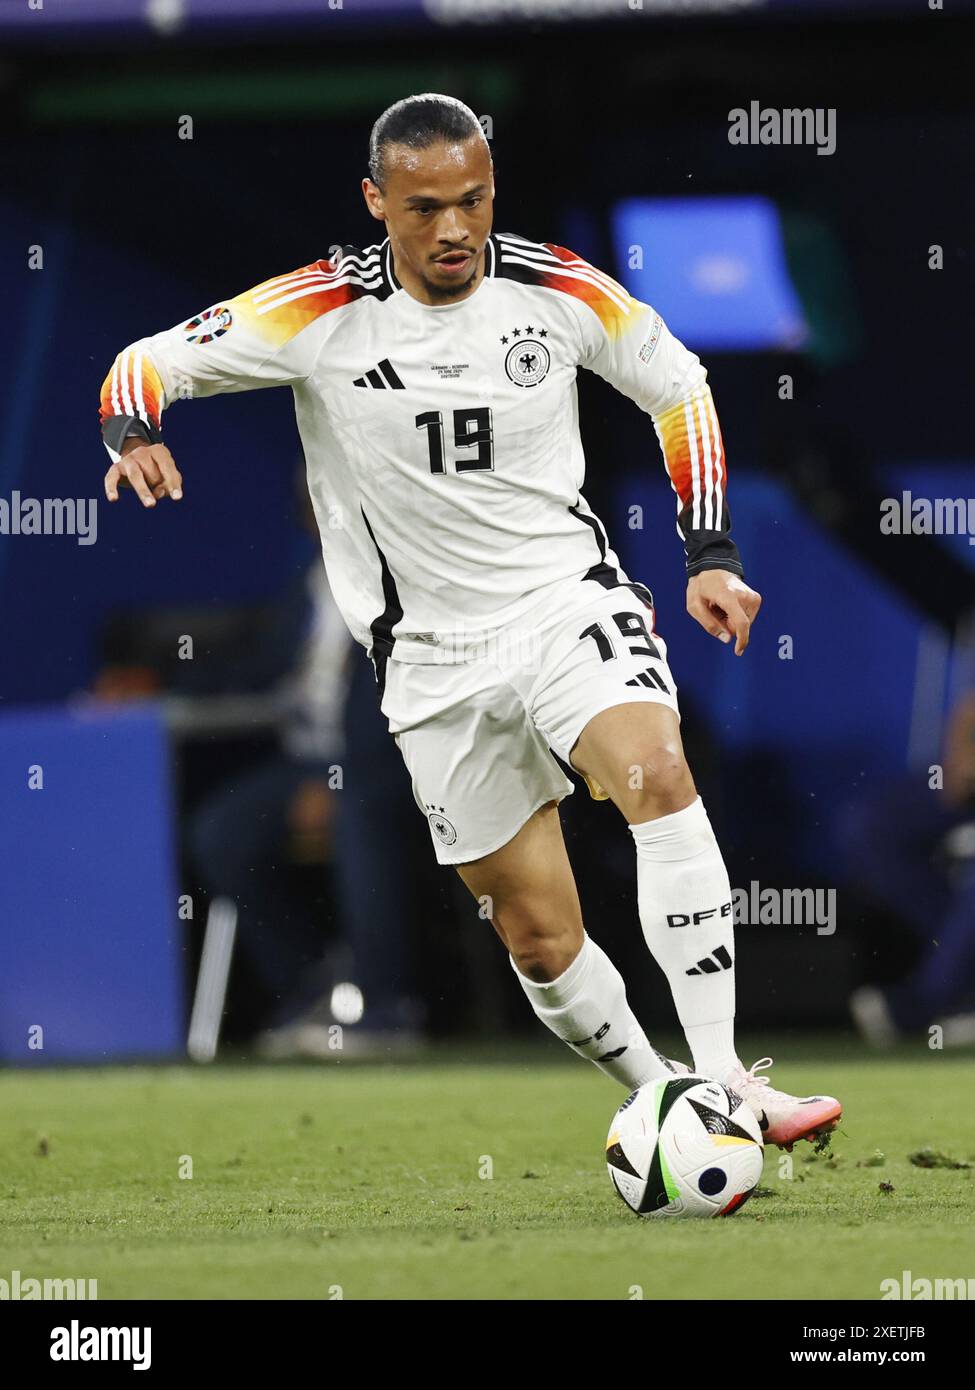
[100,233,741,686]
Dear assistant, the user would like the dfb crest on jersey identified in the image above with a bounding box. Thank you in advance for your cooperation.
[503,333,551,388]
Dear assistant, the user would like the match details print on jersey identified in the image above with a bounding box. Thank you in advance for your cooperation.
[100,233,743,680]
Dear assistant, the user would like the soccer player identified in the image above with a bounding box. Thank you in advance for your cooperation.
[99,93,841,1148]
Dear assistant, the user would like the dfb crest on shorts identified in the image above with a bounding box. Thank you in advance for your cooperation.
[501,328,551,388]
[426,805,458,846]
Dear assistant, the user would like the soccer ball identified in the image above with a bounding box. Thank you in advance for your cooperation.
[606,1074,764,1218]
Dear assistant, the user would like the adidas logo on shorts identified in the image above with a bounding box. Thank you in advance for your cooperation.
[626,665,669,692]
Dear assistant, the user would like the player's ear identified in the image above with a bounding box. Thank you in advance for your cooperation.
[362,178,386,222]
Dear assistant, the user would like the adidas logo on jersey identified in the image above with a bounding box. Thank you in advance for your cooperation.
[353,358,404,390]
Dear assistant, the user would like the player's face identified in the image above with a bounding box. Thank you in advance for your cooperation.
[363,137,494,304]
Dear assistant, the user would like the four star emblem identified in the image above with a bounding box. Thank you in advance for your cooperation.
[499,325,548,344]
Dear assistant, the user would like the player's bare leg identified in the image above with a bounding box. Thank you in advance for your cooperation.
[454,800,685,1088]
[455,799,581,976]
[569,700,842,1148]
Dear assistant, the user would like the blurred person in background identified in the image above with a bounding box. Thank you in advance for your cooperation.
[92,475,424,1055]
[184,492,425,1057]
[184,550,350,1042]
[846,689,975,1046]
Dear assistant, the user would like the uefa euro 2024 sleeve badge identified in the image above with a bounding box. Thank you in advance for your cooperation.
[500,326,551,388]
[183,306,234,345]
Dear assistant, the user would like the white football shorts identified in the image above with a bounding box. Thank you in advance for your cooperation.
[380,579,680,865]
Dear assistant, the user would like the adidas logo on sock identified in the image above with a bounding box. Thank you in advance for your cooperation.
[626,666,669,692]
[353,358,405,390]
[685,944,733,976]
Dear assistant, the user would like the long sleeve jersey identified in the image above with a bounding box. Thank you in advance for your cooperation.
[100,232,743,671]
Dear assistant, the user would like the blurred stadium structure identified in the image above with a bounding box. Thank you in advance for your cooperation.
[1,0,973,1063]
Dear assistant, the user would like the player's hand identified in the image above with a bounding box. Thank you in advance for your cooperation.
[104,439,183,507]
[687,570,762,656]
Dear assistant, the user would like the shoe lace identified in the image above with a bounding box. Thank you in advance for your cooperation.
[740,1055,775,1089]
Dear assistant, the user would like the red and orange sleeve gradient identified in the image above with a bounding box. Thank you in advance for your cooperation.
[99,257,365,435]
[536,242,635,339]
[653,387,728,534]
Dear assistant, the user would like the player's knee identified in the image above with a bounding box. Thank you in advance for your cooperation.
[624,741,694,816]
[507,916,582,983]
[513,942,578,983]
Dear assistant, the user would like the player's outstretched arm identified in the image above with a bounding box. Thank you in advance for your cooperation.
[98,256,339,504]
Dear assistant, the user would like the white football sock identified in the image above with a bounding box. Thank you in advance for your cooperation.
[682,1020,739,1084]
[510,932,677,1088]
[629,796,739,1079]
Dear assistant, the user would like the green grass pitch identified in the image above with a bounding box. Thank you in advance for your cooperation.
[2,1036,974,1300]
